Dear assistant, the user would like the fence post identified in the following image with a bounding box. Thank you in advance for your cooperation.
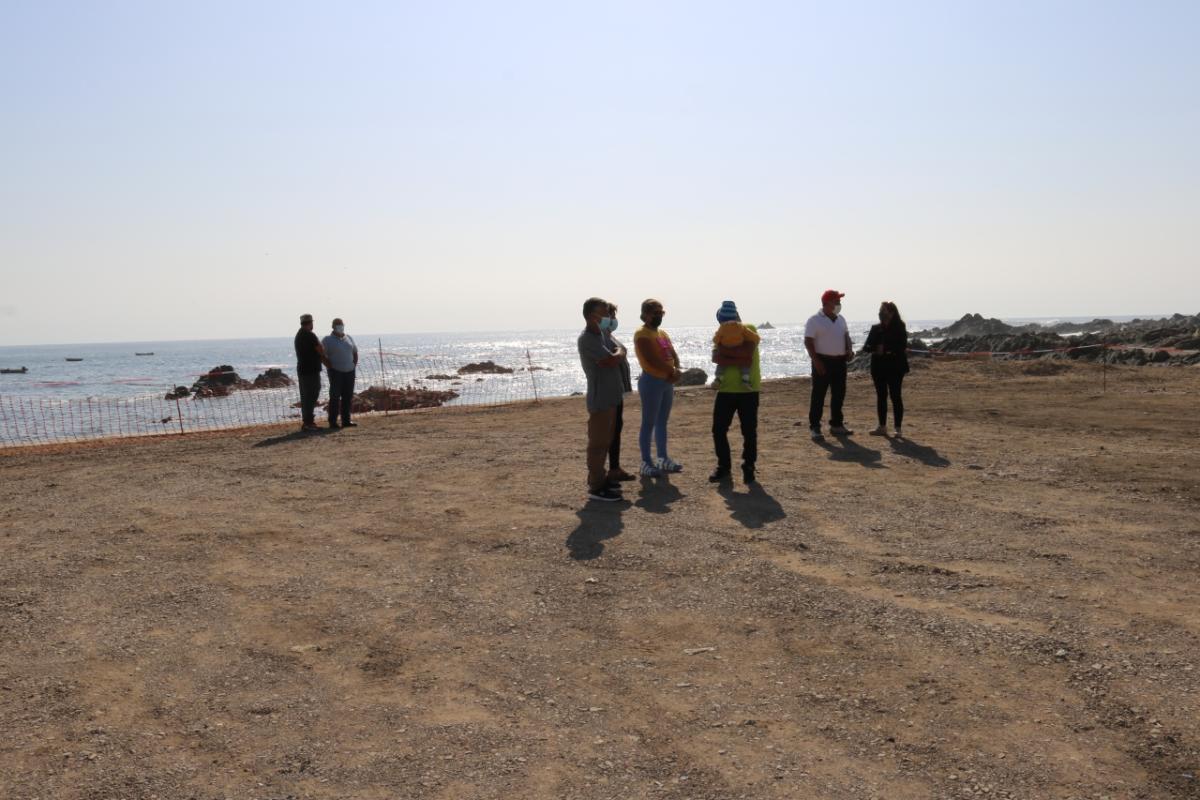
[378,338,390,415]
[175,394,185,434]
[526,349,540,403]
[1102,341,1108,394]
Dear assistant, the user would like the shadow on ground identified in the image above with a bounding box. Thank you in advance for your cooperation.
[718,482,787,529]
[253,429,329,448]
[635,476,685,514]
[566,502,630,561]
[816,434,884,468]
[889,437,951,467]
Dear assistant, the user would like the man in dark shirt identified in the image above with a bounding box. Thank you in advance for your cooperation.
[294,313,328,431]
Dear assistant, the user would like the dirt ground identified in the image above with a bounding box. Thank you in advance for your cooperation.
[2,361,1199,800]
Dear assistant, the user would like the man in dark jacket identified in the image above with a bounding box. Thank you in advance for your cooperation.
[294,313,329,432]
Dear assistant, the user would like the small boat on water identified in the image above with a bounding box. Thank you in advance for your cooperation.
[135,352,155,356]
[0,366,28,374]
[65,357,83,362]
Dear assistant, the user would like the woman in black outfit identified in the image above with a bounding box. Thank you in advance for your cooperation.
[865,301,909,437]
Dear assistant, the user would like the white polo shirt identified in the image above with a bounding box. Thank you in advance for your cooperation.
[804,311,850,356]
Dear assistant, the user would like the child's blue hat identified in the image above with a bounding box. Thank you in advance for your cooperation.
[716,300,740,324]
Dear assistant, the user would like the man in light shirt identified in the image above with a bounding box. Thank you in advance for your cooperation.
[322,318,359,429]
[803,290,854,440]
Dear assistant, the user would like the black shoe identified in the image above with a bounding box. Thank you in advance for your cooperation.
[588,488,623,503]
[606,481,624,492]
[708,468,731,483]
[342,421,358,427]
[328,422,341,429]
[742,468,757,485]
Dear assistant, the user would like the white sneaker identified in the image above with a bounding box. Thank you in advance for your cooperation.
[656,456,683,473]
[810,426,823,440]
[894,426,903,438]
[869,425,887,436]
[639,461,662,478]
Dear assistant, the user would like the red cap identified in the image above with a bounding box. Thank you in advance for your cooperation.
[821,289,845,305]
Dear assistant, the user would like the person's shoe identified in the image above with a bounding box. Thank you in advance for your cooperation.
[588,488,623,502]
[657,456,683,473]
[639,461,662,478]
[830,424,854,436]
[301,423,320,432]
[608,468,636,482]
[328,422,341,430]
[894,426,903,438]
[342,421,358,427]
[742,468,757,485]
[708,467,731,483]
[606,481,624,493]
[809,426,823,440]
[869,425,887,436]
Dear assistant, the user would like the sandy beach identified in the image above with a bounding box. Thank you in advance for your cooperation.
[2,360,1198,799]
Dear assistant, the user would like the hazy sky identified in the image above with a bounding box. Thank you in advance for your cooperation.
[2,1,1198,345]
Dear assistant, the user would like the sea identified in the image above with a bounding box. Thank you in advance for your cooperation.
[0,316,1133,402]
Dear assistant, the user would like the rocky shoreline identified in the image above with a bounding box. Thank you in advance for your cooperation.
[898,312,1200,368]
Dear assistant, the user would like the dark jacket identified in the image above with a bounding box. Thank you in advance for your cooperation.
[864,322,909,375]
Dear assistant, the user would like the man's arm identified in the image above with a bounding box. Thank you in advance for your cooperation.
[844,331,854,358]
[582,336,620,368]
[315,340,331,369]
[805,336,826,375]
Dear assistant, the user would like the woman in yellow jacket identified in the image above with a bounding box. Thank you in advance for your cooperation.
[633,298,683,477]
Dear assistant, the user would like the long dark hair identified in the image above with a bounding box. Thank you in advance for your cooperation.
[880,301,905,328]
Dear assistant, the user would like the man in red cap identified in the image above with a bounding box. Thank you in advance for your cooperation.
[803,290,854,439]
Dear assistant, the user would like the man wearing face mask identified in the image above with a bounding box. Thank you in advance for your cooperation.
[321,317,359,429]
[578,298,626,502]
[804,290,854,439]
[604,302,635,483]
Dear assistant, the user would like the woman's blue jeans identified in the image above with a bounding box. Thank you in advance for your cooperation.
[637,373,674,465]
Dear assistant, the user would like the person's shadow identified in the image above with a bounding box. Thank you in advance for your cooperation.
[816,434,884,468]
[253,428,328,448]
[634,476,685,515]
[718,482,787,529]
[566,501,630,561]
[888,437,951,467]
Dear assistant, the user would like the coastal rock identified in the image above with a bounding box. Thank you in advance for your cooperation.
[677,368,708,387]
[250,368,293,389]
[164,386,190,400]
[426,373,457,380]
[457,361,513,375]
[758,322,776,330]
[192,365,252,396]
[352,385,460,412]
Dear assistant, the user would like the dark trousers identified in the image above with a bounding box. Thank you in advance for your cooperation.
[608,402,624,471]
[326,368,356,425]
[587,407,618,491]
[809,355,847,428]
[713,391,759,471]
[298,372,321,425]
[872,370,905,427]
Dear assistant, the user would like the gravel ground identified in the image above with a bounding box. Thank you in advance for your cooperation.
[1,361,1198,800]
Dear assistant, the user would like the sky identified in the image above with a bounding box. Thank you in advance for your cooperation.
[2,1,1198,345]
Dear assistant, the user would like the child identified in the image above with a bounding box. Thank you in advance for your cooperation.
[713,300,760,388]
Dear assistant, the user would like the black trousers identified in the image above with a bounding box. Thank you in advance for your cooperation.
[608,402,624,471]
[809,355,847,428]
[872,370,905,427]
[713,392,759,470]
[326,367,356,425]
[298,372,321,425]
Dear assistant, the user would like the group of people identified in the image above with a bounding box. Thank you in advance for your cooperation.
[294,313,360,431]
[577,291,909,502]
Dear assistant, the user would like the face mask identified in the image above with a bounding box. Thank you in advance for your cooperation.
[334,325,345,334]
[599,317,616,332]
[649,315,664,328]
[833,304,842,316]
